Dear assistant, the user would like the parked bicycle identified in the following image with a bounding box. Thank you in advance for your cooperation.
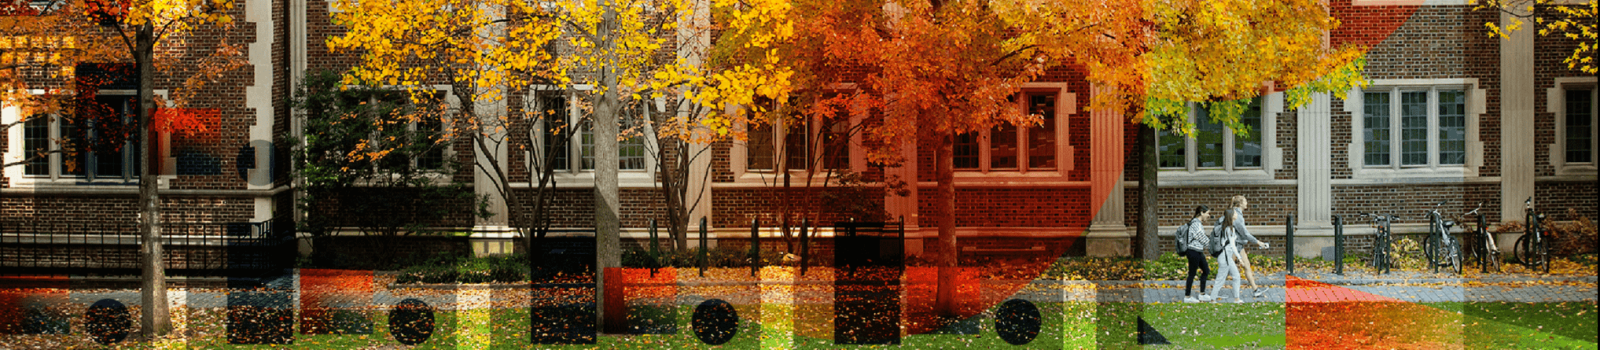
[1461,202,1500,273]
[1358,212,1397,275]
[1514,197,1549,274]
[1421,201,1462,274]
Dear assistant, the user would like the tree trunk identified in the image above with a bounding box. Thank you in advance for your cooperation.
[136,23,170,339]
[1139,124,1159,260]
[594,4,623,334]
[935,130,958,318]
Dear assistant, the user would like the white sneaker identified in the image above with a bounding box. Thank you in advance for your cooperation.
[1253,288,1265,298]
[1184,296,1199,303]
[1198,294,1215,302]
[1233,298,1245,303]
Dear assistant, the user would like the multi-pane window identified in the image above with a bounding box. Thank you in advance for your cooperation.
[58,94,141,181]
[746,111,852,172]
[1195,107,1225,168]
[1360,87,1467,168]
[954,133,980,169]
[1567,88,1597,164]
[1401,91,1428,165]
[538,92,569,171]
[619,105,648,170]
[1438,90,1466,165]
[822,118,850,170]
[574,99,649,171]
[747,122,776,170]
[1027,94,1057,169]
[23,115,48,176]
[1363,92,1391,166]
[1234,103,1262,167]
[955,91,1060,172]
[784,119,808,170]
[346,90,446,172]
[1158,98,1263,171]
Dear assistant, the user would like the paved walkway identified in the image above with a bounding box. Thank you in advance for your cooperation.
[14,273,1598,310]
[1134,274,1598,304]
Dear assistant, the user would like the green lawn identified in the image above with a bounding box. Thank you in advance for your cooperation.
[1139,302,1287,350]
[6,299,1591,349]
[1462,302,1599,349]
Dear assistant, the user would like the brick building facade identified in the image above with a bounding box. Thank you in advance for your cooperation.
[3,0,1594,260]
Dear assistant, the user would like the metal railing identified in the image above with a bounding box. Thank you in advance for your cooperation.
[1,216,295,276]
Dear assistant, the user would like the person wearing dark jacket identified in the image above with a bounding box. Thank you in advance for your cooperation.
[1181,206,1214,303]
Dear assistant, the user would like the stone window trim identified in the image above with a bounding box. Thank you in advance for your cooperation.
[1548,76,1598,178]
[525,84,660,189]
[730,86,869,186]
[1344,78,1486,181]
[951,83,1076,181]
[4,89,178,189]
[1156,92,1284,184]
[1349,0,1476,6]
[338,85,460,187]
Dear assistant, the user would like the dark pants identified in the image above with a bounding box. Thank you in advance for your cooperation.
[1183,249,1210,296]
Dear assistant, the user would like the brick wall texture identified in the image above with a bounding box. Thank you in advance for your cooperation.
[2,0,1595,262]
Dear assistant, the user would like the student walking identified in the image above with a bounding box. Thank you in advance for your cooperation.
[1181,206,1215,303]
[1210,195,1269,303]
[1214,195,1269,298]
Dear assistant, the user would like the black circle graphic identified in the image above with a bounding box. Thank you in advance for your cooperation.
[691,299,738,345]
[84,299,131,345]
[995,299,1041,345]
[389,299,435,345]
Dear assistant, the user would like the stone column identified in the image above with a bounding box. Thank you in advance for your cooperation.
[1297,92,1334,258]
[1086,85,1128,257]
[1499,11,1535,222]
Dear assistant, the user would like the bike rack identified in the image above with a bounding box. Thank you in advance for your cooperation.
[1333,215,1344,276]
[1285,214,1295,275]
[699,217,708,277]
[750,218,761,277]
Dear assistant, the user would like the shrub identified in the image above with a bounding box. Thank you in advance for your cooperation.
[1548,210,1598,256]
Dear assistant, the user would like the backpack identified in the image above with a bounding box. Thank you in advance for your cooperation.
[1208,222,1229,257]
[1173,223,1190,254]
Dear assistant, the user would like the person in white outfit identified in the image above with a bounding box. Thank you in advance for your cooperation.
[1209,195,1269,303]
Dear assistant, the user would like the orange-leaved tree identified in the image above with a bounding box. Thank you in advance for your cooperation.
[1,0,120,170]
[88,0,245,339]
[1134,0,1368,259]
[696,0,1147,321]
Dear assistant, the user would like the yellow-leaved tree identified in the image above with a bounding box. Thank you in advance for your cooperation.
[1135,0,1369,259]
[1473,0,1596,74]
[329,0,784,335]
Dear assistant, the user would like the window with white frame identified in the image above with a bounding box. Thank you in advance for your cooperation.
[745,97,853,172]
[580,103,649,171]
[955,90,1061,172]
[340,89,448,172]
[1359,86,1467,169]
[1158,97,1264,171]
[1557,83,1597,168]
[747,115,842,172]
[18,93,143,182]
[535,90,654,173]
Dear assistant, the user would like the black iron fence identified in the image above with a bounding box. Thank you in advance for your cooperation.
[0,216,295,276]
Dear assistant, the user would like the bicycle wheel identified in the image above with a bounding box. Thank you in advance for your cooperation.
[1449,240,1462,274]
[1538,235,1549,274]
[1427,234,1445,273]
[1515,234,1544,270]
[1377,235,1391,274]
[1424,233,1438,270]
